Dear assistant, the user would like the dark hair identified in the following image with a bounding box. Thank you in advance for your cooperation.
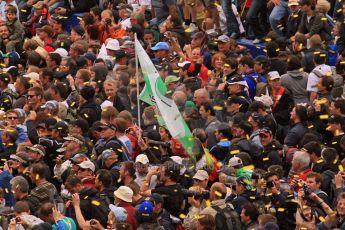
[303,141,322,157]
[287,55,302,71]
[197,214,215,230]
[31,163,47,180]
[28,52,43,66]
[200,101,215,116]
[306,171,323,183]
[90,6,101,21]
[82,13,95,26]
[249,101,266,112]
[169,13,182,27]
[50,82,69,99]
[300,133,320,147]
[40,68,54,83]
[96,169,112,187]
[113,117,128,133]
[18,76,31,90]
[6,5,17,14]
[320,76,334,92]
[162,161,181,182]
[49,53,62,66]
[333,99,345,115]
[295,33,308,46]
[322,147,337,163]
[266,42,280,58]
[242,203,260,221]
[295,105,308,123]
[39,202,54,217]
[264,171,280,181]
[239,56,254,68]
[313,51,327,65]
[65,175,82,188]
[119,72,130,86]
[14,201,30,213]
[122,161,136,179]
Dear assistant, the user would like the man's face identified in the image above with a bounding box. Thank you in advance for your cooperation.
[154,50,167,59]
[227,103,239,114]
[199,106,208,119]
[337,198,345,217]
[290,107,297,121]
[0,26,9,39]
[28,90,41,107]
[217,41,230,53]
[100,126,115,139]
[6,112,18,128]
[290,5,300,12]
[77,167,92,179]
[291,156,300,171]
[193,93,204,107]
[144,34,154,45]
[240,208,250,224]
[29,151,41,161]
[70,30,81,42]
[104,83,117,99]
[135,162,148,174]
[6,12,16,22]
[59,60,69,72]
[267,175,280,190]
[306,176,320,192]
[119,164,127,179]
[259,134,272,146]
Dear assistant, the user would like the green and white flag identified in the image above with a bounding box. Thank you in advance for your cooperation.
[135,38,195,156]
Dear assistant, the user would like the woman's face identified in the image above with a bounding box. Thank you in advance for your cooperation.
[214,57,224,69]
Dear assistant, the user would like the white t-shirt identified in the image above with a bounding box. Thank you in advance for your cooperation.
[307,64,332,92]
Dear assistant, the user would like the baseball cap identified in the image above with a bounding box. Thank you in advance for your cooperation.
[10,153,29,164]
[328,115,345,125]
[135,154,149,165]
[114,186,133,203]
[138,201,154,217]
[84,52,97,63]
[216,35,230,43]
[64,134,85,145]
[71,119,89,134]
[109,205,128,222]
[70,153,88,164]
[115,50,127,59]
[41,100,59,110]
[164,75,180,85]
[52,48,68,58]
[0,73,10,84]
[149,193,163,204]
[151,42,169,51]
[78,160,95,172]
[26,144,46,156]
[268,71,281,80]
[259,128,273,137]
[217,165,235,176]
[288,0,299,6]
[106,39,120,51]
[228,156,243,167]
[227,75,248,88]
[237,121,253,134]
[193,170,209,181]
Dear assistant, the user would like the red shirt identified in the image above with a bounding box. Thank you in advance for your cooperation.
[118,201,138,230]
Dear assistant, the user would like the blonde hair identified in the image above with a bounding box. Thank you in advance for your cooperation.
[316,0,330,13]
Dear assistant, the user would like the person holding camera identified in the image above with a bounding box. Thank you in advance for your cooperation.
[305,171,330,206]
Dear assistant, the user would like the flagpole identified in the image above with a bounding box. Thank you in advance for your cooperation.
[135,34,141,135]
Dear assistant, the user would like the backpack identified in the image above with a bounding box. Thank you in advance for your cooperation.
[81,192,110,227]
[212,203,242,230]
[312,67,343,98]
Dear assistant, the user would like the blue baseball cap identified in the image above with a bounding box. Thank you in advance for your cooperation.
[151,42,169,51]
[138,201,154,216]
[109,204,128,222]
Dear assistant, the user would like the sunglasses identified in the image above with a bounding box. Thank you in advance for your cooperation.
[7,117,18,120]
[28,94,37,98]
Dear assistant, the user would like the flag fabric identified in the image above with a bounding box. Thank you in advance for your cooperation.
[135,38,195,156]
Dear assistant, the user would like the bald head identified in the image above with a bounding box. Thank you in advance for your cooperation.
[172,91,187,107]
[194,88,210,107]
[210,182,227,200]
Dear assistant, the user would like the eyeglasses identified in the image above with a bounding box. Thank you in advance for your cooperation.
[7,117,17,120]
[28,94,37,98]
[78,168,88,172]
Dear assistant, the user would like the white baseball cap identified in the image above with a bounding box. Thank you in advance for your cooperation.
[106,39,120,51]
[135,154,149,164]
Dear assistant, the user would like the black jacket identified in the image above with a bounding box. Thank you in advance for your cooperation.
[261,140,283,170]
[284,122,308,147]
[298,11,332,42]
[287,10,303,38]
[78,100,101,127]
[271,87,294,126]
[64,0,98,15]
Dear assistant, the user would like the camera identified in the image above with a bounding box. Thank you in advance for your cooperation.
[15,217,21,223]
[147,140,171,148]
[302,184,311,198]
[266,181,274,188]
[181,189,210,200]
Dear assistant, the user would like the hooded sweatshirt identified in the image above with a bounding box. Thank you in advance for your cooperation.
[281,70,309,104]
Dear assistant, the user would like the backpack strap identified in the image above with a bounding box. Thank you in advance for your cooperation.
[312,69,323,78]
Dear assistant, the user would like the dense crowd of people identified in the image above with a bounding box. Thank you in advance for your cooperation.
[0,0,344,229]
